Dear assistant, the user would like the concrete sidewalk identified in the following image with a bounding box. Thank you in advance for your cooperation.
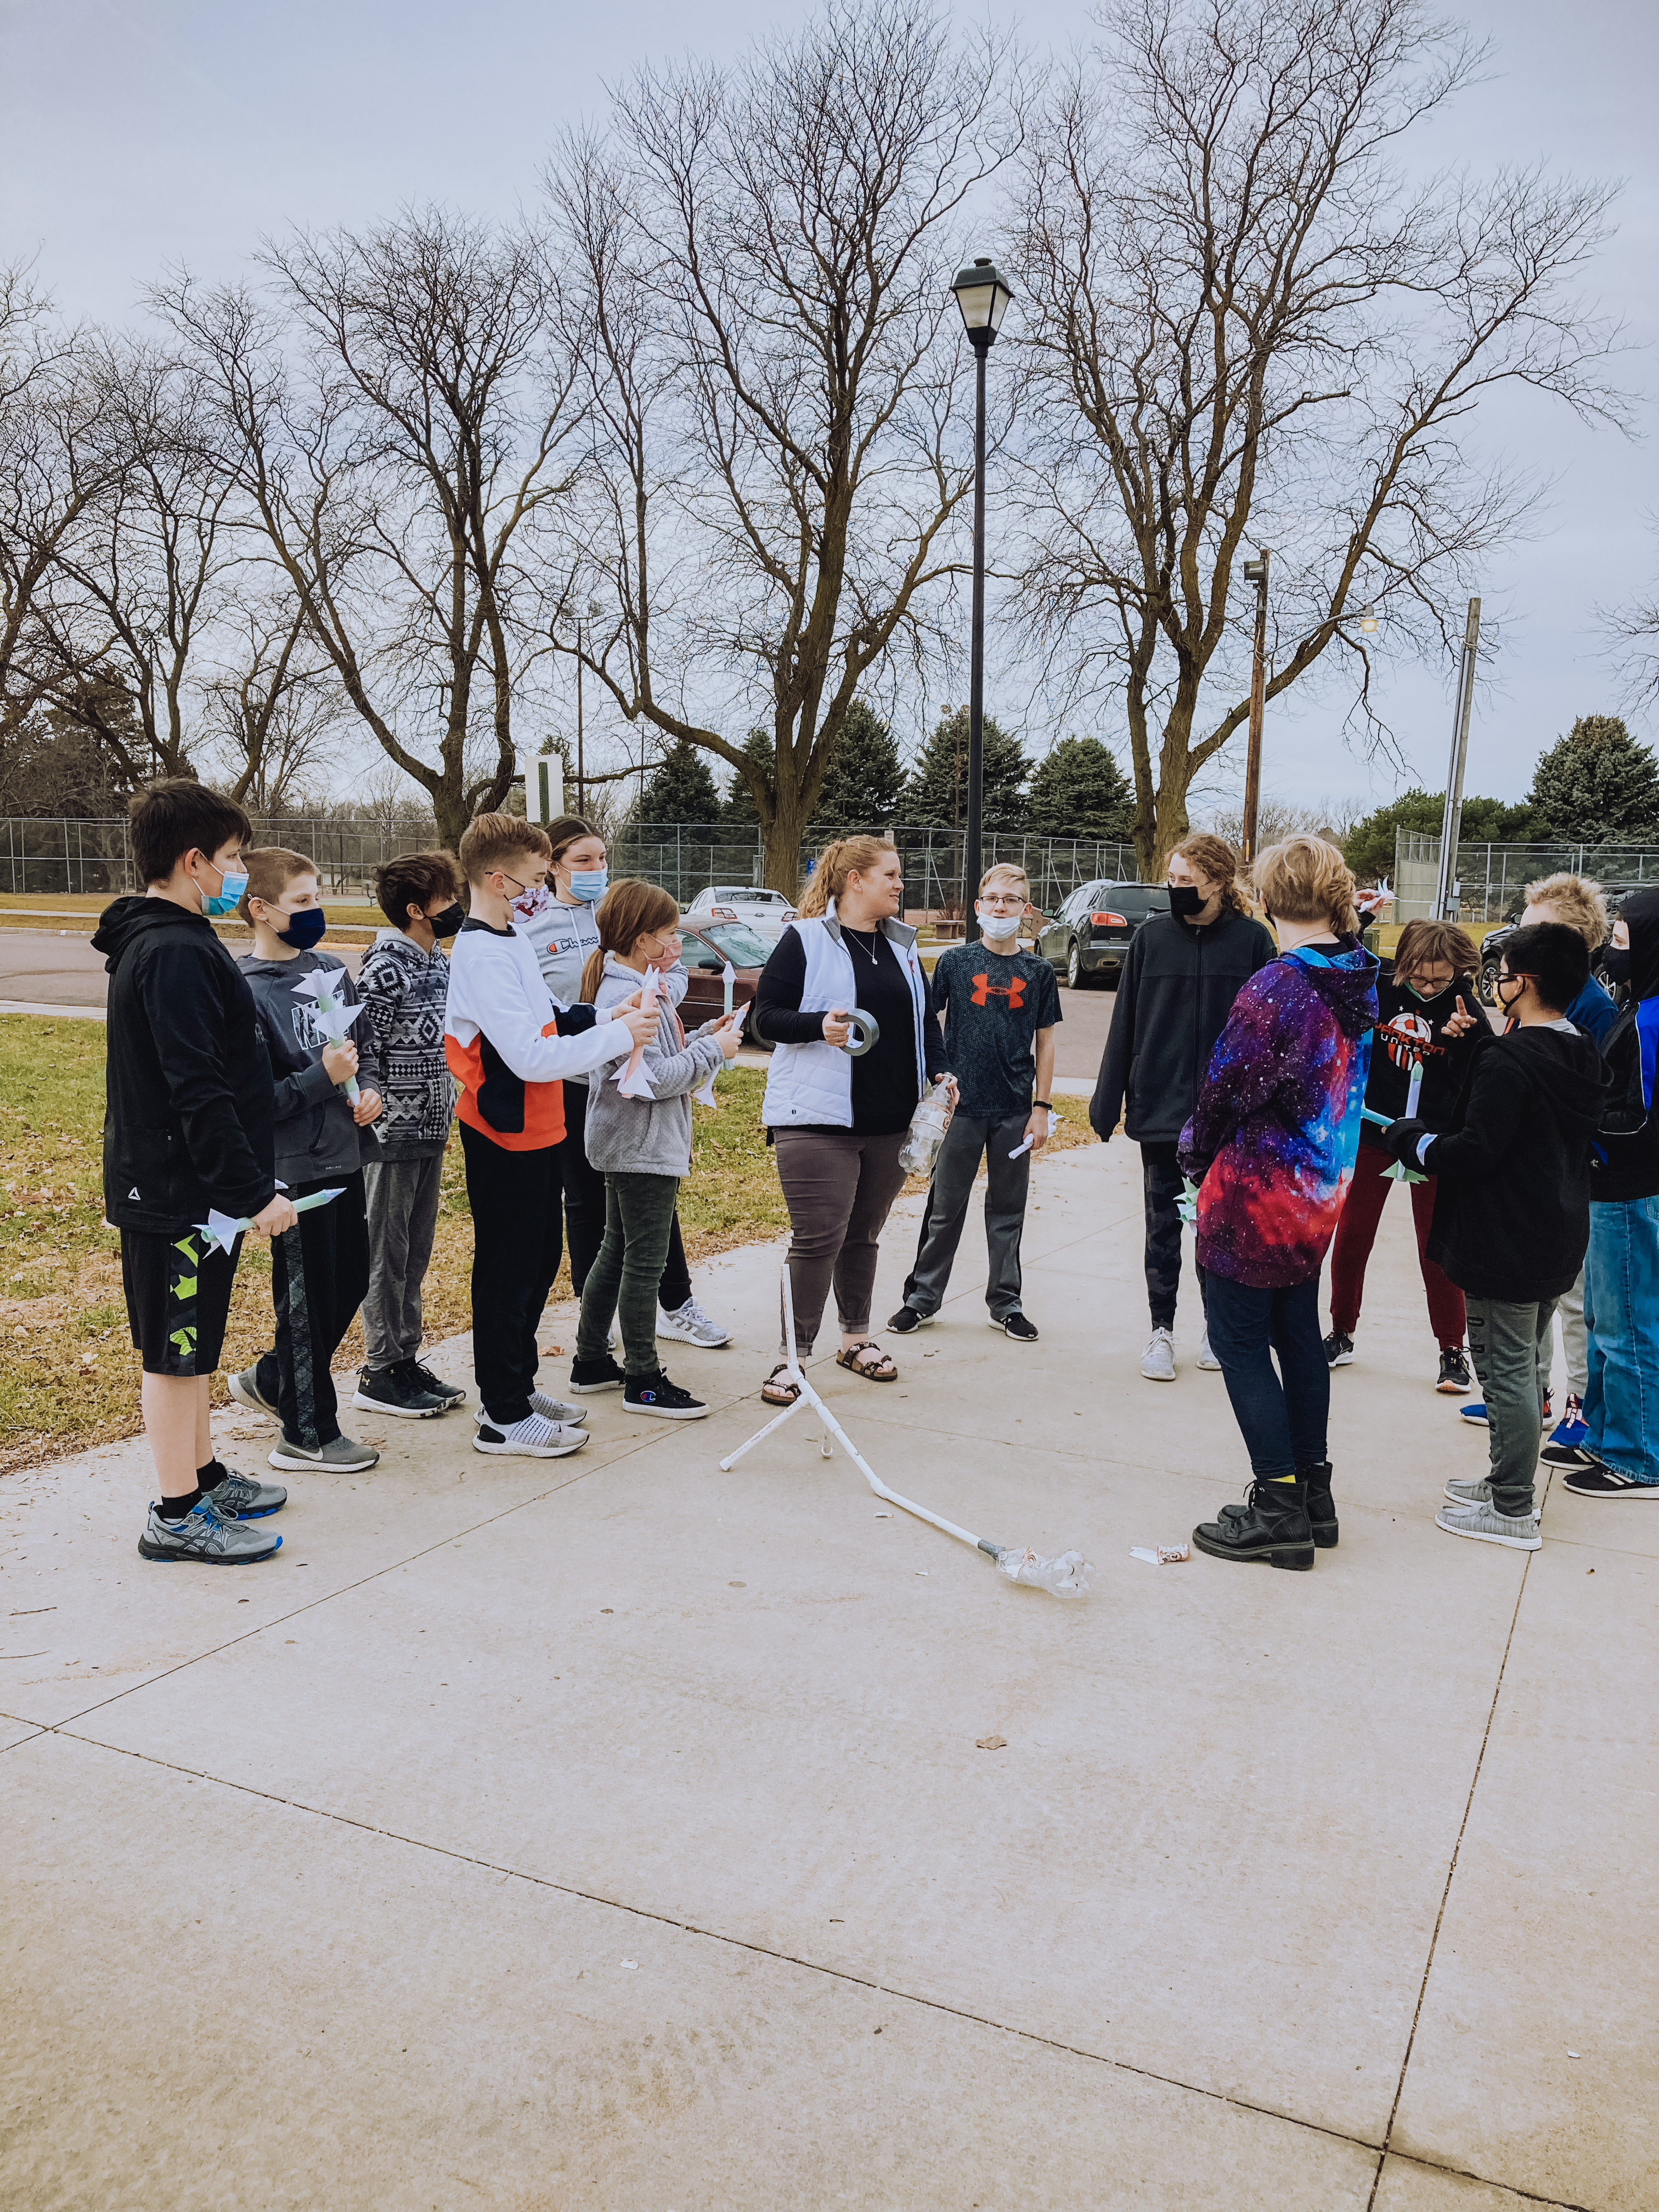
[2,1144,1652,2211]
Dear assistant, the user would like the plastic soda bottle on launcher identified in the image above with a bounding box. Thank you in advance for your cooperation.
[899,1079,955,1178]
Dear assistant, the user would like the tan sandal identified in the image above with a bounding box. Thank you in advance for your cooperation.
[761,1363,802,1407]
[835,1340,897,1383]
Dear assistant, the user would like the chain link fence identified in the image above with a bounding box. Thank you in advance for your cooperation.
[1393,832,1659,926]
[2,815,1146,906]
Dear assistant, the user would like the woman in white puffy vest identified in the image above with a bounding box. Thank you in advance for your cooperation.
[754,835,952,1406]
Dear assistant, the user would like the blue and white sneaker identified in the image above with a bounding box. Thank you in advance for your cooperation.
[138,1496,282,1564]
[1459,1402,1488,1427]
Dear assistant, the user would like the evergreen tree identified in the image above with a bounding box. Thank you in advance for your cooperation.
[811,699,906,828]
[902,707,1029,831]
[1342,788,1538,881]
[721,729,775,825]
[1025,736,1135,840]
[637,737,722,824]
[1527,715,1659,843]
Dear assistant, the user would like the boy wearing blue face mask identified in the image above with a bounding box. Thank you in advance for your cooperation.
[95,780,298,1564]
[232,848,385,1472]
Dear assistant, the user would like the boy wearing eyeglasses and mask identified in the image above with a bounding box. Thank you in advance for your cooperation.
[232,849,385,1472]
[1380,922,1608,1549]
[353,851,471,1420]
[889,864,1060,1341]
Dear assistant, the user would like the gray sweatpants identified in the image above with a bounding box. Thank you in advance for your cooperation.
[361,1153,445,1373]
[901,1108,1032,1320]
[1558,1264,1588,1398]
[1465,1294,1556,1519]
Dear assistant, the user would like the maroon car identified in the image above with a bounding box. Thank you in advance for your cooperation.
[676,915,777,1046]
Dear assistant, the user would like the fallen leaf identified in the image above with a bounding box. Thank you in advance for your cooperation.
[975,1734,1007,1751]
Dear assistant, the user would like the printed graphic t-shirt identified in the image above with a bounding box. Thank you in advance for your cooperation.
[931,944,1062,1119]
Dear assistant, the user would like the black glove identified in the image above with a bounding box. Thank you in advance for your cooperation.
[1382,1116,1428,1165]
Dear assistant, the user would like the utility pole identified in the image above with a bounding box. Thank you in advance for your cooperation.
[1435,598,1482,921]
[574,617,584,820]
[1240,550,1271,864]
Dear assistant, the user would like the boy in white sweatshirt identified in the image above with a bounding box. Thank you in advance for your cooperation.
[444,813,658,1457]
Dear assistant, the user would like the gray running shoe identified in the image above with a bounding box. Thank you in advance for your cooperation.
[202,1464,287,1520]
[1196,1330,1222,1371]
[1443,1474,1492,1506]
[268,1432,381,1472]
[1435,1498,1541,1550]
[228,1366,279,1419]
[139,1497,282,1564]
[656,1295,731,1348]
[472,1392,587,1426]
[1141,1327,1177,1382]
[473,1412,589,1458]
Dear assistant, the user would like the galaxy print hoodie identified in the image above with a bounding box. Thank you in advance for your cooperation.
[1178,939,1380,1288]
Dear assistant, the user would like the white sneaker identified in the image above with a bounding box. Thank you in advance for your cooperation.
[1141,1327,1177,1383]
[1435,1498,1541,1550]
[472,1393,586,1427]
[657,1296,731,1348]
[1197,1331,1221,1371]
[472,1413,589,1459]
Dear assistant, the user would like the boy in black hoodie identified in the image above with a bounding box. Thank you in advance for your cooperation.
[93,780,297,1565]
[1381,923,1608,1550]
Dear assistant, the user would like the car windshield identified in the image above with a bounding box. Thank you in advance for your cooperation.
[689,922,774,967]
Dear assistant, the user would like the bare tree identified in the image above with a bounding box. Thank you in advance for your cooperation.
[1009,0,1626,877]
[199,583,341,810]
[0,274,126,743]
[156,207,585,847]
[550,0,1023,893]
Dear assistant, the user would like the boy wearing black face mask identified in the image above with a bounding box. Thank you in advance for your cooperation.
[354,851,472,1420]
[233,849,384,1469]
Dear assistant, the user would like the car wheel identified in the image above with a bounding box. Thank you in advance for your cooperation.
[1065,937,1090,990]
[1476,958,1500,1007]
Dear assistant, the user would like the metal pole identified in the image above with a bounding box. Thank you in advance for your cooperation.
[965,337,988,943]
[1435,598,1482,919]
[575,622,584,819]
[1240,552,1270,864]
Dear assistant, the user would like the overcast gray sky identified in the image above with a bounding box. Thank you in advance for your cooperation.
[3,0,1654,812]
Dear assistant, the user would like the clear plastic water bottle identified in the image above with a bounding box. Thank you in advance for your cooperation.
[898,1079,955,1178]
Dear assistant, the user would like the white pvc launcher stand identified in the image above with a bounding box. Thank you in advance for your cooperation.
[719,1268,1093,1600]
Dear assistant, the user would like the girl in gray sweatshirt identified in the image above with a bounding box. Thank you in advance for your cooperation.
[571,882,742,1418]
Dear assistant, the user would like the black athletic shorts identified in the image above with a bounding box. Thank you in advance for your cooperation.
[120,1224,243,1377]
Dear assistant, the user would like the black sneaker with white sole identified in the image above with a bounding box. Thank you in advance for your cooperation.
[886,1306,932,1334]
[352,1365,449,1419]
[623,1370,708,1419]
[991,1311,1040,1341]
[1323,1330,1355,1368]
[405,1358,466,1406]
[1561,1460,1659,1497]
[569,1354,627,1392]
[1436,1346,1472,1395]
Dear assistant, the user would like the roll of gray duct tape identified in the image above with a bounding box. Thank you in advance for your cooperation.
[843,1007,881,1057]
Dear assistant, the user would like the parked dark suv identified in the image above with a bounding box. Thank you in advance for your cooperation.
[1036,880,1170,989]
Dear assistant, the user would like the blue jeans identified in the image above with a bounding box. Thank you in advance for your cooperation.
[1204,1272,1329,1480]
[1583,1197,1659,1484]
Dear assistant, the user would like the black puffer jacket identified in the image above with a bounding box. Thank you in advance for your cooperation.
[1090,906,1278,1144]
[92,896,276,1233]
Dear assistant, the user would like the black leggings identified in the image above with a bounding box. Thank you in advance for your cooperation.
[558,1079,692,1310]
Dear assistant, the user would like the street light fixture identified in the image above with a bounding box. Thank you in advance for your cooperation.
[1359,603,1379,635]
[950,256,1014,942]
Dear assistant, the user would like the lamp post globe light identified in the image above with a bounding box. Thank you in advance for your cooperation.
[950,256,1013,943]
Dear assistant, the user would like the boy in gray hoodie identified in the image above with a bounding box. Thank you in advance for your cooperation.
[233,849,385,1471]
[572,882,741,1418]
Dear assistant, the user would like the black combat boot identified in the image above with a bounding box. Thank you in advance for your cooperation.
[1193,1475,1315,1571]
[1302,1461,1337,1549]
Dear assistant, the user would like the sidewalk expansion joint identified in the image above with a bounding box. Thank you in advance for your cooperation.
[1363,1468,1553,2212]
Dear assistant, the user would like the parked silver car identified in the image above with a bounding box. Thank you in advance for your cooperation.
[683,885,799,943]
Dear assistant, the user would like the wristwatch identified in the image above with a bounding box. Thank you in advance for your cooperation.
[1032,1099,1052,1110]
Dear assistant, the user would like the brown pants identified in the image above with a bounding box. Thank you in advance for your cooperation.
[774,1129,909,1353]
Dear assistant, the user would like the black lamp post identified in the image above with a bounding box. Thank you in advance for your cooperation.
[950,255,1014,942]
